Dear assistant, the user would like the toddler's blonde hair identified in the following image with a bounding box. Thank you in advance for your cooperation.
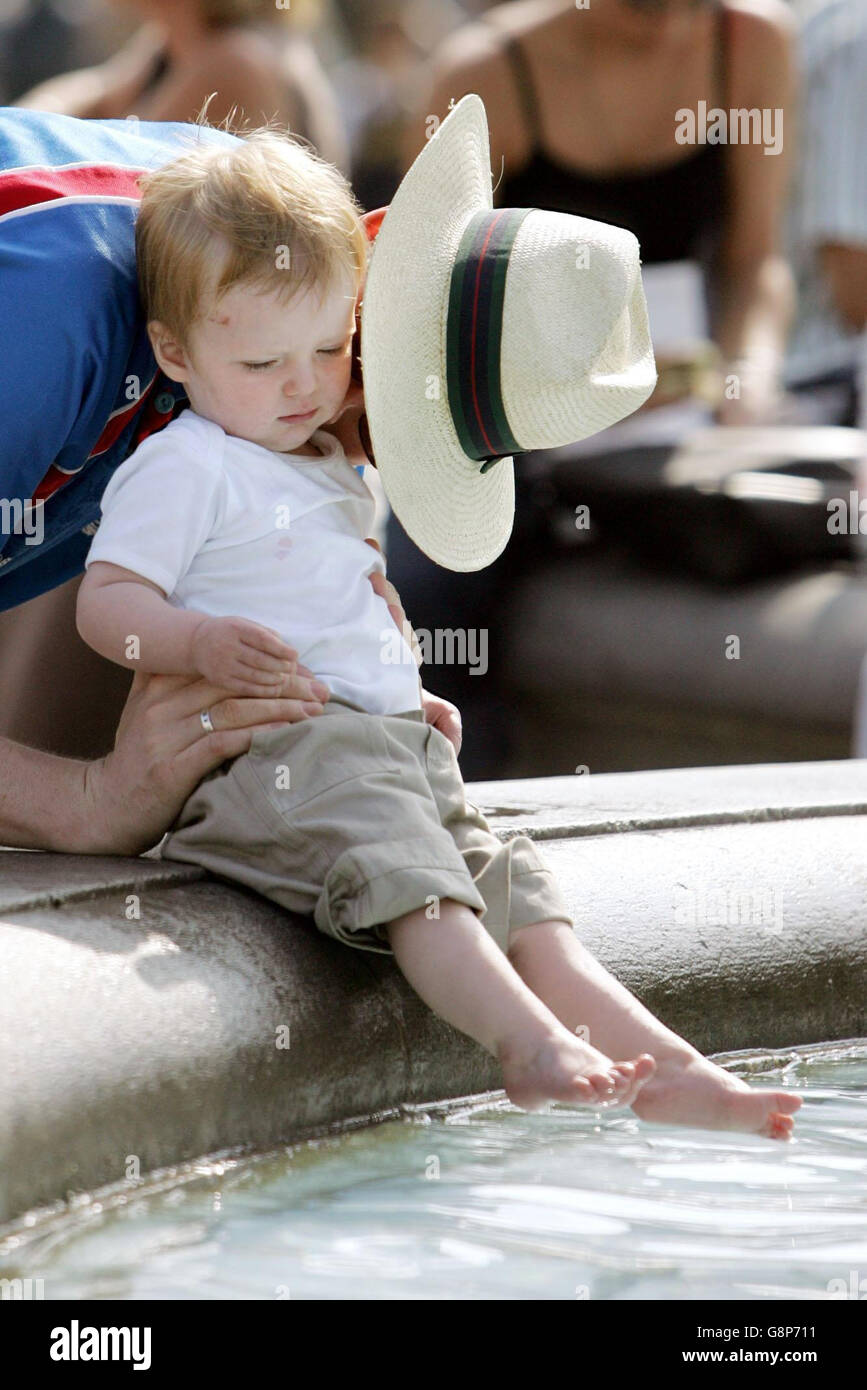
[135,126,369,350]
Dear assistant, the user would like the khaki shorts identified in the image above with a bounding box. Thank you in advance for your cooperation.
[160,697,573,955]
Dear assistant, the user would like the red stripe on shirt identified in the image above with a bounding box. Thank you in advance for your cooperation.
[31,466,80,505]
[0,163,146,218]
[88,374,159,459]
[31,376,163,503]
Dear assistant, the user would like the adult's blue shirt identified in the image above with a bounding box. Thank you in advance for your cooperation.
[0,109,240,612]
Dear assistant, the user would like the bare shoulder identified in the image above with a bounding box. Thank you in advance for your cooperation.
[195,28,334,113]
[192,25,283,77]
[726,0,799,53]
[725,0,798,98]
[417,0,559,168]
[171,24,308,126]
[431,0,562,75]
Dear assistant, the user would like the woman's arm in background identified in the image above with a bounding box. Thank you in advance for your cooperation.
[713,0,799,424]
[14,24,165,118]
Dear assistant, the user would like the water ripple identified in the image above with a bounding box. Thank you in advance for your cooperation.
[2,1040,866,1300]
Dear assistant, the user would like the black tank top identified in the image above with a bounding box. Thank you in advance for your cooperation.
[493,5,730,266]
[140,50,170,97]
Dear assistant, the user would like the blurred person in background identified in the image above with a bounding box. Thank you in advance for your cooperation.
[402,0,797,425]
[783,0,867,426]
[782,0,867,762]
[14,0,348,169]
[0,0,117,104]
[384,0,798,778]
[329,0,473,211]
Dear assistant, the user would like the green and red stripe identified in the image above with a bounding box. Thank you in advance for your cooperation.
[446,206,532,472]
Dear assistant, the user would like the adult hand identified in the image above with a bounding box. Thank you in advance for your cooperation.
[82,662,330,856]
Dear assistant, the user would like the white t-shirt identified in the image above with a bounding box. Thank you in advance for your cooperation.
[84,409,423,715]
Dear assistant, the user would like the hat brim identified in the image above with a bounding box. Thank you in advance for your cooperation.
[360,95,515,572]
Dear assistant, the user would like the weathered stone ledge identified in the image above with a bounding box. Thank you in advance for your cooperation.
[1,760,865,1228]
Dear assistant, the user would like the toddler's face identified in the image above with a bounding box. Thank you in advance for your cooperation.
[151,272,359,455]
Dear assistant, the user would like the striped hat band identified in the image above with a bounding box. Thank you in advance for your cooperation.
[446,206,534,474]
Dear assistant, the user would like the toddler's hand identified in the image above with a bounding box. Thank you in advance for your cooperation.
[420,687,463,755]
[191,615,297,696]
[366,539,422,668]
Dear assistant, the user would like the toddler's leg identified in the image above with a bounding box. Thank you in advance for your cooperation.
[506,920,802,1140]
[384,899,656,1111]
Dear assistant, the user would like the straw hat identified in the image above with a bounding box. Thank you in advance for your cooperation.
[359,93,657,572]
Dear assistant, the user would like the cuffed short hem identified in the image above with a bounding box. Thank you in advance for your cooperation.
[468,832,574,954]
[313,835,488,954]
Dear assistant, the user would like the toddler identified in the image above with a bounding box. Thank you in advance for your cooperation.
[77,129,801,1136]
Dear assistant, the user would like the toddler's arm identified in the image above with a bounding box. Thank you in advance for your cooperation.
[77,561,297,696]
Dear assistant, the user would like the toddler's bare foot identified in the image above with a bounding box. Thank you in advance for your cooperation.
[631,1051,802,1140]
[498,1029,656,1112]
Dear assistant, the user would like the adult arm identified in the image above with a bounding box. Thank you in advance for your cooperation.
[0,736,101,853]
[14,24,165,119]
[14,68,112,119]
[713,0,799,424]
